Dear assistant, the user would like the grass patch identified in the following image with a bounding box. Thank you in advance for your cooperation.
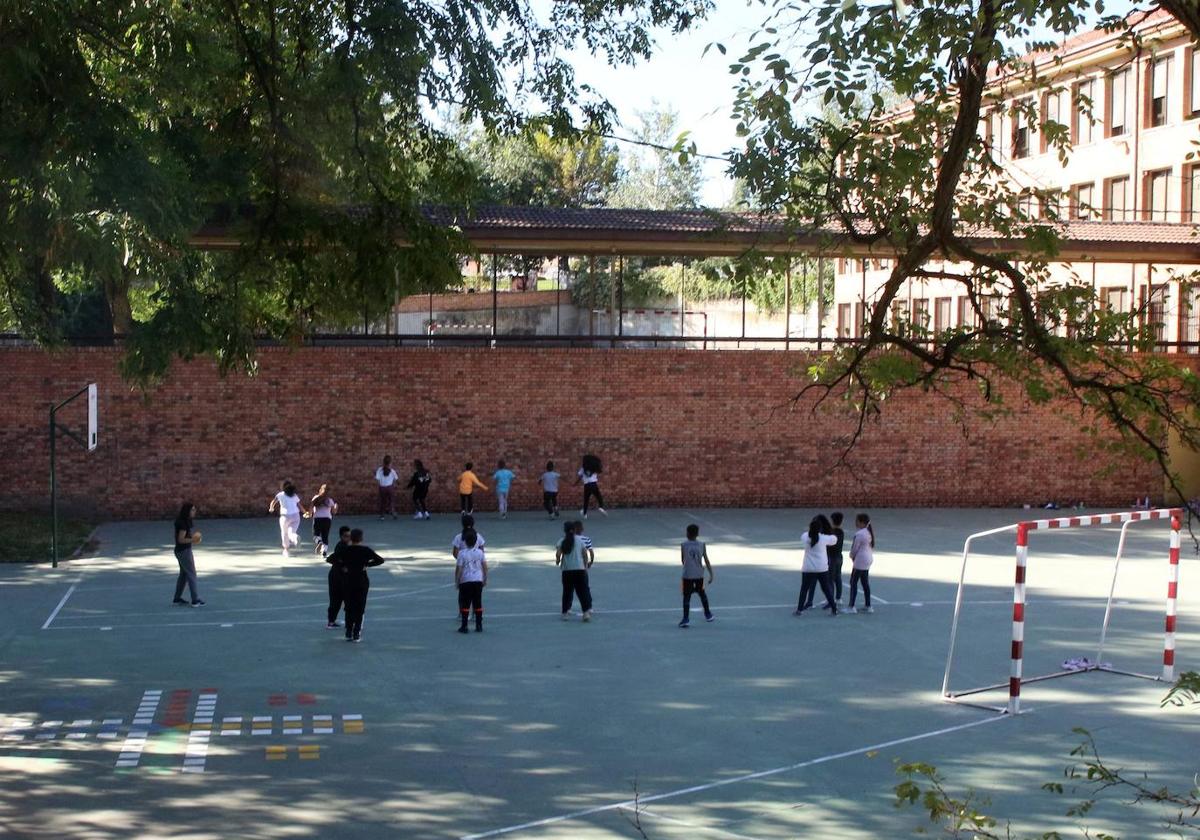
[0,512,97,563]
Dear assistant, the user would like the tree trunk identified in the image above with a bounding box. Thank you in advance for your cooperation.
[104,268,133,337]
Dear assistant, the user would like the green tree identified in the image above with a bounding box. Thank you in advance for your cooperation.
[469,126,621,209]
[0,0,709,378]
[727,0,1200,489]
[609,104,704,209]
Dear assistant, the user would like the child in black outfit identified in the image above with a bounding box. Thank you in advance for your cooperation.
[333,528,386,642]
[323,526,353,628]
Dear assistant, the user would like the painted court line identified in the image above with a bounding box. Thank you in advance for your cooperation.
[182,692,217,773]
[115,689,161,769]
[458,715,1009,840]
[41,580,80,630]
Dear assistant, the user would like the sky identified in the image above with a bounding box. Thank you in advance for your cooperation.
[565,0,1145,207]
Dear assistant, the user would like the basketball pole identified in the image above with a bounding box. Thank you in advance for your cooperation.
[49,384,95,569]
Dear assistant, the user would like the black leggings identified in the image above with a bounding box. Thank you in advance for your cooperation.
[458,581,484,626]
[413,492,428,514]
[849,569,871,608]
[460,493,474,513]
[344,576,370,636]
[682,578,711,620]
[313,518,332,547]
[327,567,343,624]
[797,571,837,614]
[543,491,558,514]
[582,484,604,513]
[561,570,593,614]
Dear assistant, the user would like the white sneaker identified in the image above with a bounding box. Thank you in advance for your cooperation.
[598,507,608,516]
[582,611,592,622]
[862,606,874,614]
[424,512,431,520]
[413,513,423,520]
[561,612,571,621]
[282,549,289,558]
[846,607,858,614]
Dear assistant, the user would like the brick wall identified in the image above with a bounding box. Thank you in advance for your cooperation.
[1,346,1164,519]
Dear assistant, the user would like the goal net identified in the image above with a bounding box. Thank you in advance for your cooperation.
[941,508,1183,715]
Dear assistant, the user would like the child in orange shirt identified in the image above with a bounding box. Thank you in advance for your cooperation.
[458,463,488,515]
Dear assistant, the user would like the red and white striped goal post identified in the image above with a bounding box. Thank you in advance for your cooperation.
[943,508,1184,715]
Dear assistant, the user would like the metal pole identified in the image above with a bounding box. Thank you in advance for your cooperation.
[740,270,747,347]
[50,404,57,568]
[784,259,792,351]
[817,257,826,350]
[556,259,561,337]
[1096,519,1133,666]
[492,255,498,345]
[679,263,685,338]
[617,256,624,337]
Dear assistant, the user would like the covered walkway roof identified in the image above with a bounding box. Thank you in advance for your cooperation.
[190,205,1200,263]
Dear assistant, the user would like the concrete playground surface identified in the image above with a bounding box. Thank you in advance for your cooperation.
[0,507,1194,839]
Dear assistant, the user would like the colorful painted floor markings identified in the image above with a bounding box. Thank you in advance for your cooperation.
[115,689,161,769]
[182,692,217,774]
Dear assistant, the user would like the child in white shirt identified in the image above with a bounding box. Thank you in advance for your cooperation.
[794,514,839,616]
[847,513,876,614]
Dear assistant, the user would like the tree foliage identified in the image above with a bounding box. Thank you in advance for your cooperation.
[608,105,705,210]
[0,0,709,378]
[728,0,1200,496]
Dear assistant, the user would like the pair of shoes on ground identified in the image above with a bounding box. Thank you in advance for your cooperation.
[845,606,874,614]
[457,625,484,633]
[173,599,205,607]
[678,614,715,628]
[344,632,362,643]
[561,610,593,622]
[413,512,431,520]
[326,621,341,628]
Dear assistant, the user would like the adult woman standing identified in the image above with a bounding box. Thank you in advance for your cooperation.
[269,480,309,558]
[172,502,205,607]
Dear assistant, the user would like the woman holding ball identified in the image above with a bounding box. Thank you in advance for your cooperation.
[172,501,205,607]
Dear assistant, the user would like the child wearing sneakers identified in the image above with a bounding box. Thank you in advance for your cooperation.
[540,461,561,518]
[458,463,488,514]
[492,460,516,518]
[679,524,714,628]
[847,513,875,614]
[556,521,593,621]
[455,527,488,633]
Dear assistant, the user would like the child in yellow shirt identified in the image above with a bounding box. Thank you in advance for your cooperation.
[458,463,488,514]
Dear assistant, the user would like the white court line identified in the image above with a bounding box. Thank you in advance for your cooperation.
[459,714,1009,839]
[41,580,80,630]
[620,806,763,840]
[681,511,746,541]
[50,581,457,622]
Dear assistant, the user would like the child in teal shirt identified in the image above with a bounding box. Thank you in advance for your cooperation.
[493,459,516,519]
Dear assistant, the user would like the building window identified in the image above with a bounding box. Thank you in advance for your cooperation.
[1041,88,1066,154]
[1070,182,1096,220]
[1012,99,1031,159]
[1141,283,1169,345]
[912,298,930,330]
[957,296,973,328]
[854,301,866,338]
[1040,190,1062,220]
[1149,54,1174,127]
[1108,68,1131,137]
[934,297,952,333]
[987,109,1004,160]
[837,303,852,339]
[1104,176,1131,221]
[981,295,1005,327]
[1074,78,1098,144]
[1100,286,1129,312]
[890,299,905,330]
[1185,164,1200,222]
[1144,168,1171,220]
[1189,47,1200,118]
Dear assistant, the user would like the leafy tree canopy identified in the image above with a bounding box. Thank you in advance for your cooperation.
[0,0,708,378]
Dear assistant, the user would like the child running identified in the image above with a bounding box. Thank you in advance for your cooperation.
[492,459,516,519]
[408,460,432,520]
[576,456,607,518]
[269,480,309,558]
[679,524,715,628]
[556,521,593,622]
[310,484,338,556]
[795,514,839,617]
[540,461,560,518]
[332,528,386,642]
[847,513,875,614]
[458,462,488,515]
[323,526,352,627]
[454,527,488,633]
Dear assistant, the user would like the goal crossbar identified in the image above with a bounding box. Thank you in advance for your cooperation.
[941,508,1183,715]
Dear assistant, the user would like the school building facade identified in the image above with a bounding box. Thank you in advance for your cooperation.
[832,9,1200,352]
